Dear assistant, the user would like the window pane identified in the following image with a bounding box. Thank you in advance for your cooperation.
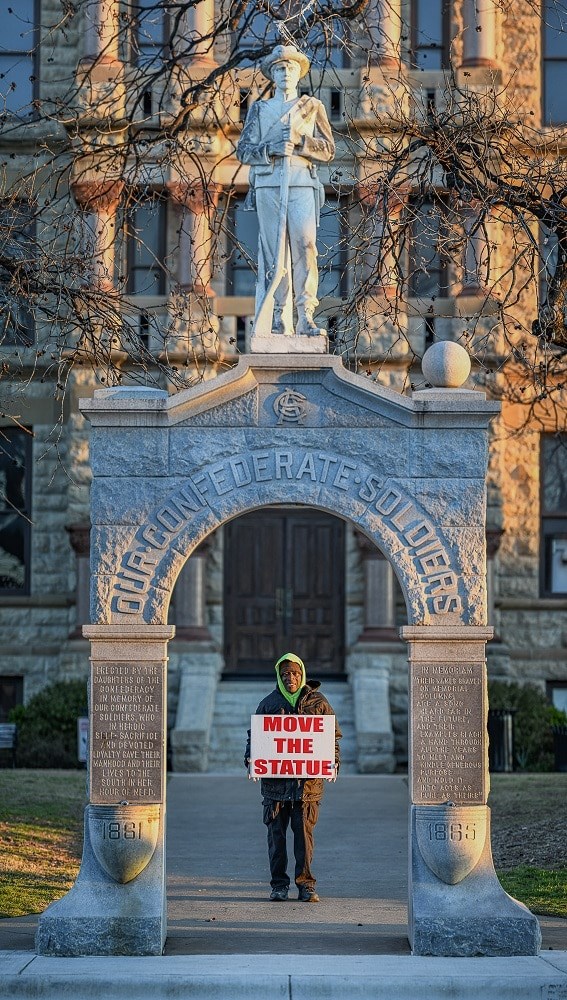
[544,62,567,124]
[0,1,35,54]
[0,53,34,110]
[409,201,447,298]
[542,436,567,511]
[544,0,567,56]
[416,0,443,42]
[134,1,166,64]
[550,536,567,593]
[541,227,558,280]
[317,197,344,297]
[306,21,350,69]
[234,10,278,67]
[0,675,23,722]
[0,201,36,343]
[551,685,567,712]
[128,198,166,294]
[0,429,30,594]
[228,201,258,296]
[414,0,443,68]
[0,431,28,511]
[0,512,26,589]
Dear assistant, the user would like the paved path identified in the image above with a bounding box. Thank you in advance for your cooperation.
[1,774,566,956]
[166,774,408,955]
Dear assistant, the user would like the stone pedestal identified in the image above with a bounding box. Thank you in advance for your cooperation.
[36,625,174,957]
[403,625,541,956]
[410,805,540,956]
[250,333,328,354]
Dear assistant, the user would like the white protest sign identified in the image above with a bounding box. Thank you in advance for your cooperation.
[250,714,336,778]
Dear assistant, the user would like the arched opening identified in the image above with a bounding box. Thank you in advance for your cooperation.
[168,504,408,776]
[166,506,409,954]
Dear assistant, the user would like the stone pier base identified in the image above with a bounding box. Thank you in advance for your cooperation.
[36,808,166,956]
[409,807,541,956]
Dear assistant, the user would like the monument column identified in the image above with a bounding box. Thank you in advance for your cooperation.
[177,0,217,67]
[36,624,175,956]
[166,180,221,359]
[83,0,120,63]
[77,0,124,117]
[401,624,541,956]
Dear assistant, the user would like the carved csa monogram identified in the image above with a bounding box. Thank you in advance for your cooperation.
[88,804,161,883]
[415,804,487,884]
[273,388,308,424]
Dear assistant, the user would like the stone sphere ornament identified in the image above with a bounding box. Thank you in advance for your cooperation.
[421,341,472,388]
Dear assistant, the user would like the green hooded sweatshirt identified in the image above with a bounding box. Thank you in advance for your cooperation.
[275,652,306,709]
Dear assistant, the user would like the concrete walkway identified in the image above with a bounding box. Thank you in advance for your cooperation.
[1,775,566,998]
[166,774,408,954]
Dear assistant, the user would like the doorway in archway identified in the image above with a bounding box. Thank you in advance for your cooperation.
[223,508,345,676]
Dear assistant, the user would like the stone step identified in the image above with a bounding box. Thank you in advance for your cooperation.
[208,679,358,773]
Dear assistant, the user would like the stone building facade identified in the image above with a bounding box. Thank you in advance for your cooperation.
[1,0,566,771]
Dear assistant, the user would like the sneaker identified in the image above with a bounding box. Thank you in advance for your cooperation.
[269,887,289,901]
[297,886,320,902]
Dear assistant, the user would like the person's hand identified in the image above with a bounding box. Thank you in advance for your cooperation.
[282,122,302,146]
[246,758,259,781]
[268,139,295,158]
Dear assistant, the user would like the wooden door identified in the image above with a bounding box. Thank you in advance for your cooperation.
[224,510,345,676]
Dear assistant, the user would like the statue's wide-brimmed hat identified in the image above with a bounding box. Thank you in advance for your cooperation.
[261,44,310,81]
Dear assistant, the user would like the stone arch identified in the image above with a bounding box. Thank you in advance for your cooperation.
[36,360,541,960]
[98,454,478,629]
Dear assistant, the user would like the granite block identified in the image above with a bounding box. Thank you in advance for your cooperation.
[90,428,170,477]
[409,430,488,479]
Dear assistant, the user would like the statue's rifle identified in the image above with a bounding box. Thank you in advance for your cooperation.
[253,112,292,337]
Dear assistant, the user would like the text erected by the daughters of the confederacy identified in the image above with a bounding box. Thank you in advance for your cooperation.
[90,661,163,804]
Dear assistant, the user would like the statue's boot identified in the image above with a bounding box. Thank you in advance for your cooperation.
[296,309,324,337]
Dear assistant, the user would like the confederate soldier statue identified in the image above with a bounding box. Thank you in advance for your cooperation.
[236,43,335,339]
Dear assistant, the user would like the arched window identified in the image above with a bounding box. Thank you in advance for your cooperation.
[410,0,451,70]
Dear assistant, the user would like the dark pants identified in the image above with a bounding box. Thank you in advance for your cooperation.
[263,799,320,890]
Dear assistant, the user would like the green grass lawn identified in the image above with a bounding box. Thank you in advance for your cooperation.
[497,866,567,917]
[0,770,85,917]
[489,773,567,918]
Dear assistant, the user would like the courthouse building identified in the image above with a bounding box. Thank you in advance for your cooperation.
[1,0,567,770]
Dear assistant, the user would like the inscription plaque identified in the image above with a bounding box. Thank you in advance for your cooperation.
[411,661,485,805]
[90,660,164,804]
